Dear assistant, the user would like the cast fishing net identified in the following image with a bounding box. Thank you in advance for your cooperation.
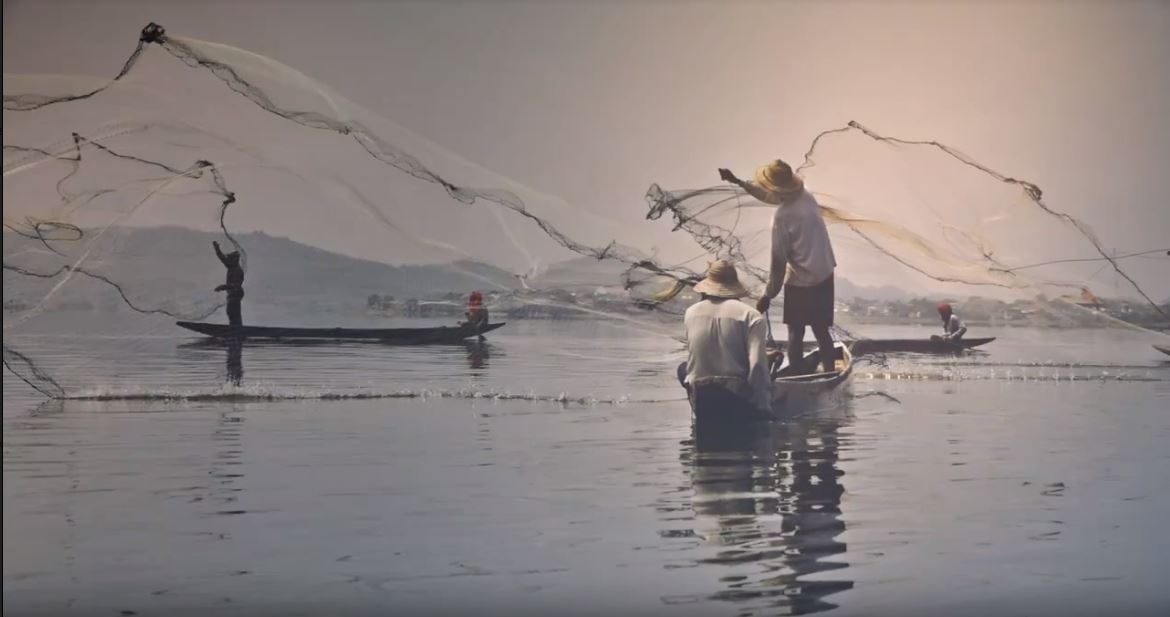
[647,122,1169,308]
[5,24,1167,398]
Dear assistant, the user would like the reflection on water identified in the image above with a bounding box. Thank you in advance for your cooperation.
[679,410,853,614]
[226,339,243,386]
[464,340,492,371]
[5,324,1170,615]
[210,406,245,517]
[178,337,501,389]
[175,338,245,386]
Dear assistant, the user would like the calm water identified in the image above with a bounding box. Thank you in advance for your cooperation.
[4,319,1170,616]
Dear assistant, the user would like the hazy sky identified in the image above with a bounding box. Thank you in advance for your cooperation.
[5,0,1169,298]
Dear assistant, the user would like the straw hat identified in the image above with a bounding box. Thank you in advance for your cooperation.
[754,159,805,203]
[693,260,750,299]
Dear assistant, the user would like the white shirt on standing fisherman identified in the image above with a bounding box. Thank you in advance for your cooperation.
[759,189,836,292]
[718,162,835,302]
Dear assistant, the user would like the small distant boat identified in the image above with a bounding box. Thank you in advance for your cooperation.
[689,343,853,426]
[176,321,505,344]
[770,337,995,355]
[1155,344,1170,358]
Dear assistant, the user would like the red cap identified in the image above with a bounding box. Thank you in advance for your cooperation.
[468,291,483,306]
[937,302,952,313]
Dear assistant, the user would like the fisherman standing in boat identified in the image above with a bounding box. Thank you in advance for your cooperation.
[677,260,772,416]
[718,160,837,375]
[212,240,244,329]
[932,302,967,343]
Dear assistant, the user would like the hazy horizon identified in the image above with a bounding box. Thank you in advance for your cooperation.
[5,0,1168,302]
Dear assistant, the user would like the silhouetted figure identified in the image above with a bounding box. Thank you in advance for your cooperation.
[213,241,244,328]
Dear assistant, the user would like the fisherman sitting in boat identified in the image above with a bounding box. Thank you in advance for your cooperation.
[932,302,967,343]
[212,240,244,328]
[676,260,772,416]
[463,291,489,331]
[719,159,837,375]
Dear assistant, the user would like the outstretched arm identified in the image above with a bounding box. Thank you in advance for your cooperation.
[719,168,784,205]
[740,181,785,206]
[719,169,788,311]
[213,241,229,266]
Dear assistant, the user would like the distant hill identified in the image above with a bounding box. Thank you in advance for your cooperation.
[233,230,520,300]
[527,256,633,291]
[4,227,916,313]
[3,227,521,310]
[834,277,912,301]
[532,256,915,300]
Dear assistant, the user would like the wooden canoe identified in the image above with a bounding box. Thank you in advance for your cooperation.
[771,343,854,416]
[175,321,505,344]
[769,336,995,355]
[688,343,854,425]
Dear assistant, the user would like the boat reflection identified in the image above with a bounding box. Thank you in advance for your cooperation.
[682,410,853,614]
[177,337,504,385]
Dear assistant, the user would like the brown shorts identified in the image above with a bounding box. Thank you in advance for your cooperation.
[783,274,834,327]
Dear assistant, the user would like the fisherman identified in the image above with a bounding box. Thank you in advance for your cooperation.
[933,302,967,342]
[212,240,244,329]
[676,260,772,416]
[463,291,489,331]
[718,159,837,375]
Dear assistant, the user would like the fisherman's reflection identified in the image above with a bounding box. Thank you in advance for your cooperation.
[684,414,852,614]
[465,340,492,371]
[226,337,244,386]
[208,404,246,517]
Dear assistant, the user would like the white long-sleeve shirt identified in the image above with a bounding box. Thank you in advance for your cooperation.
[683,298,772,413]
[943,314,967,340]
[743,184,836,296]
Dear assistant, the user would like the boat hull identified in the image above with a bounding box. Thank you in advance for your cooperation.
[175,321,505,344]
[772,344,854,416]
[1155,345,1170,358]
[689,344,854,425]
[769,337,994,355]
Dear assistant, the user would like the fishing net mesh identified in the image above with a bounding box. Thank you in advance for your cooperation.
[5,23,1167,398]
